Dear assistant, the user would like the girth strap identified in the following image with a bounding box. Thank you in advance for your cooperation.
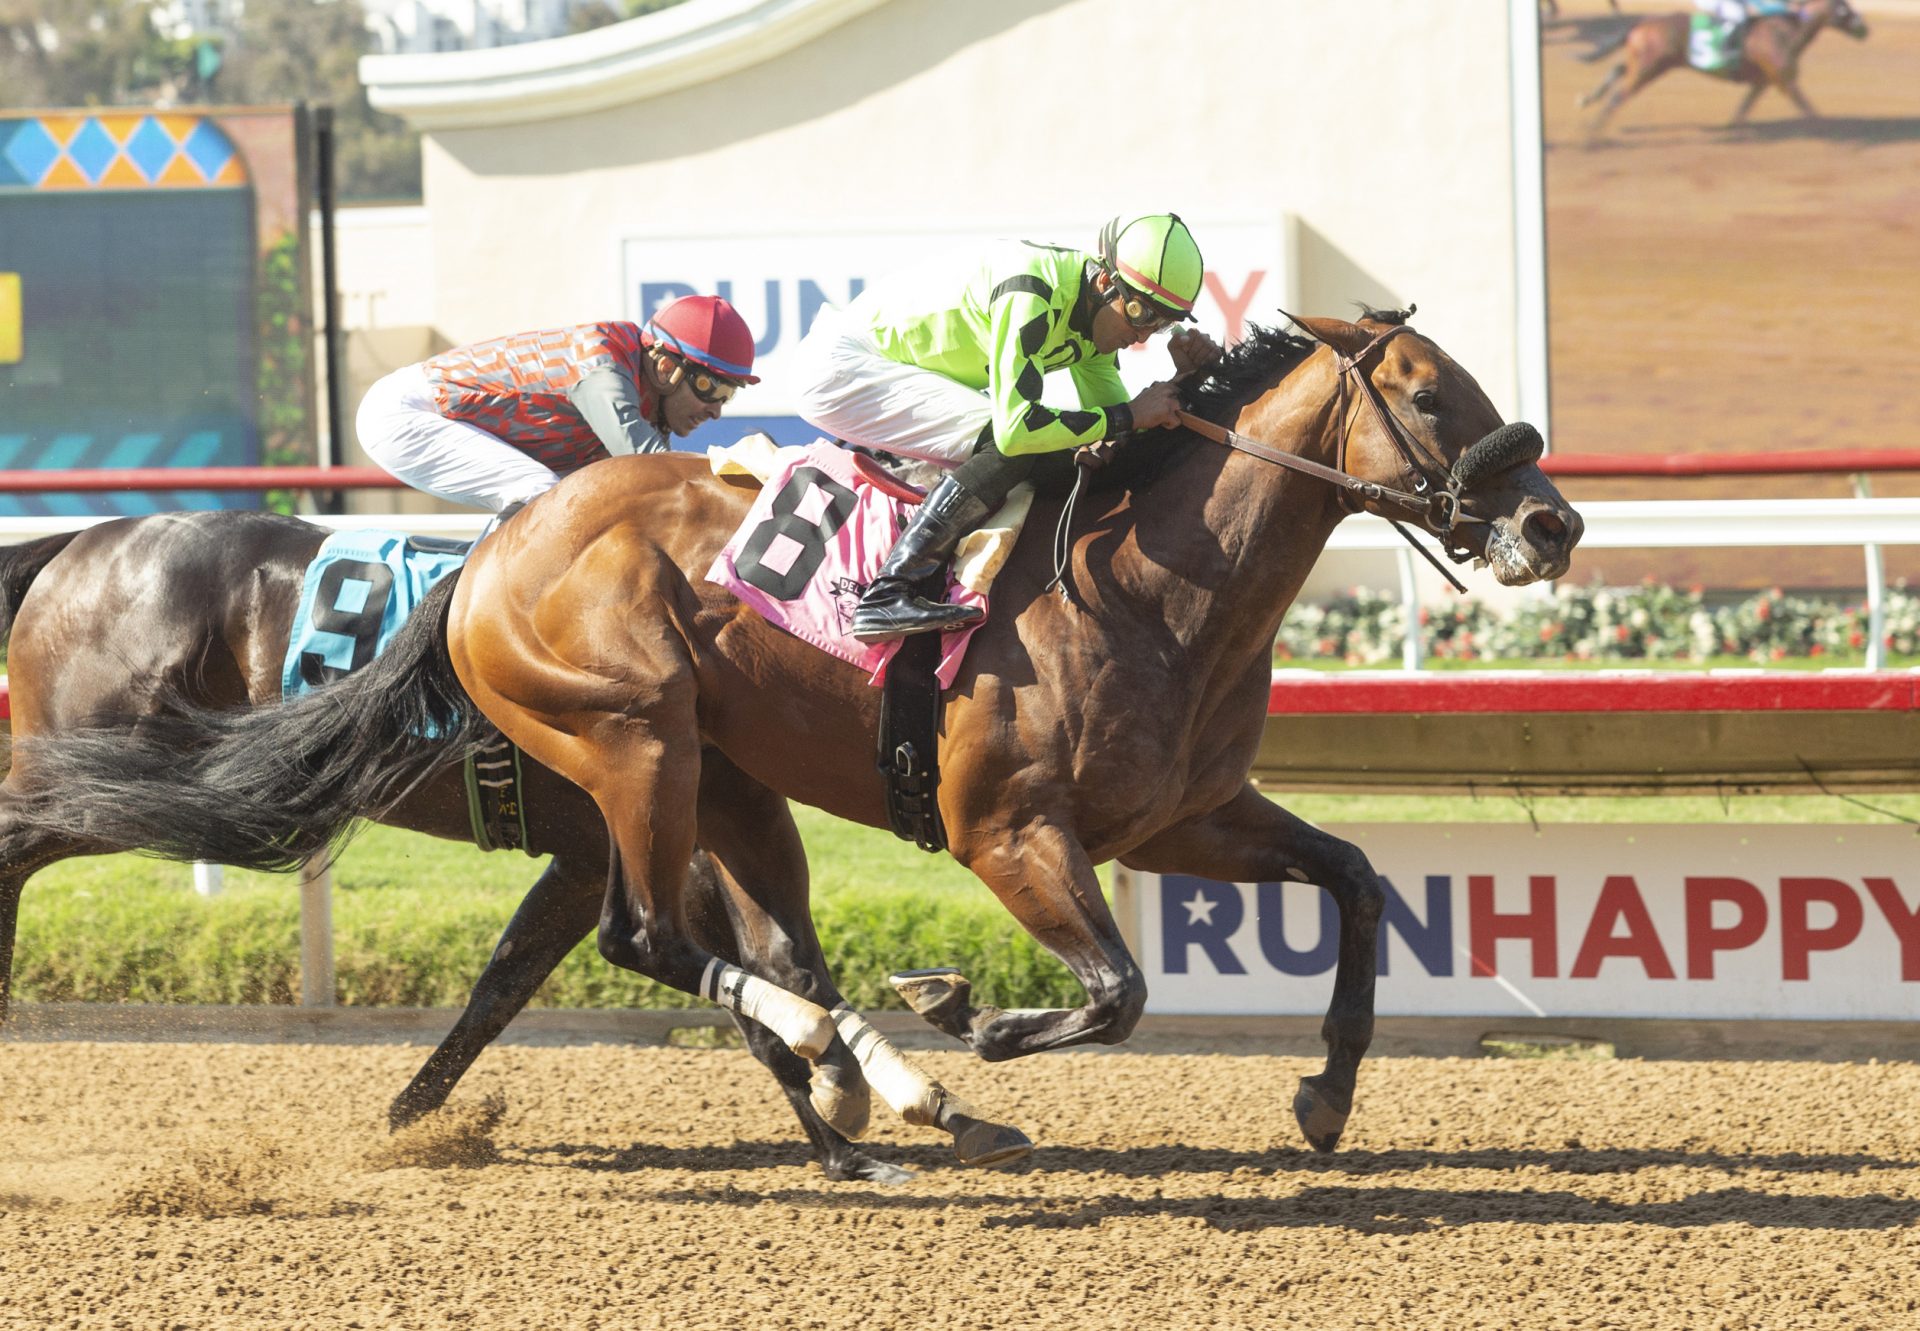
[464,727,535,855]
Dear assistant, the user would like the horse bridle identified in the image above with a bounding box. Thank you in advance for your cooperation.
[1175,320,1520,593]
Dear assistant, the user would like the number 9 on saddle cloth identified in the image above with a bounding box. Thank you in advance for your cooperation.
[284,528,532,855]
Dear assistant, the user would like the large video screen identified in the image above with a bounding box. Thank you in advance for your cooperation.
[0,108,315,517]
[1540,0,1914,586]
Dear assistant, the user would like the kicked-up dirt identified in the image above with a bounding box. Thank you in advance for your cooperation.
[2,1038,1917,1329]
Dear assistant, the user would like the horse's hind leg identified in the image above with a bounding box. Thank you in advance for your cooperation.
[1578,63,1626,109]
[691,752,1027,1173]
[0,785,107,1026]
[389,851,602,1129]
[1122,785,1384,1154]
[585,687,836,1065]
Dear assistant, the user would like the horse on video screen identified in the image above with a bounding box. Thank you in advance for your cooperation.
[7,310,1583,1158]
[0,513,919,1184]
[1578,0,1868,134]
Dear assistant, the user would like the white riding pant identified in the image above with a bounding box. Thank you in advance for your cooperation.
[355,363,562,513]
[791,304,992,468]
[1694,0,1746,21]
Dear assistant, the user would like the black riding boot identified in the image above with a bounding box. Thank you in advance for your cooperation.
[850,474,994,644]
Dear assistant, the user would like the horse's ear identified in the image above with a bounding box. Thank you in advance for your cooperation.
[1287,314,1374,357]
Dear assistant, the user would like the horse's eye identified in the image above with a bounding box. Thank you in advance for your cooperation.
[1413,389,1439,414]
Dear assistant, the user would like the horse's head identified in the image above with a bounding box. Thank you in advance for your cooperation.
[1821,0,1870,40]
[1290,311,1583,586]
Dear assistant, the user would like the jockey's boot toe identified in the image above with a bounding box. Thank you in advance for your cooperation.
[850,585,985,643]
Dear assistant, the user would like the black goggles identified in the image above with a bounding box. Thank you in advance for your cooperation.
[679,362,741,405]
[1112,282,1184,331]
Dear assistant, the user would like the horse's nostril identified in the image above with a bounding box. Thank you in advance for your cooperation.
[1525,509,1569,547]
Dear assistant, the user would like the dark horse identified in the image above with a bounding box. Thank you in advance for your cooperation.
[1578,0,1869,135]
[9,311,1584,1154]
[0,513,917,1183]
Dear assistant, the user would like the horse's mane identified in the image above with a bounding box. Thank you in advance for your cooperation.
[1067,318,1320,497]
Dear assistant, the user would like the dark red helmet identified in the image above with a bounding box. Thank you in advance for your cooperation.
[642,294,760,384]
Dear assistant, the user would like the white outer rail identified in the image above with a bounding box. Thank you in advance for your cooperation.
[4,496,1913,548]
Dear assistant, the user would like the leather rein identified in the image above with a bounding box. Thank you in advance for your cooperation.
[1174,321,1487,594]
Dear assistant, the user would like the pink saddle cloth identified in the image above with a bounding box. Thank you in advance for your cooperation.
[705,441,986,687]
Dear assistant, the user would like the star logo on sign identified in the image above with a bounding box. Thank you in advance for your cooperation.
[1183,888,1219,926]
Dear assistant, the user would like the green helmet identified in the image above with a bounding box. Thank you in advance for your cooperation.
[1097,212,1204,319]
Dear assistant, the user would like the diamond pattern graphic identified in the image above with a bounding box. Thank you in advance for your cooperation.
[181,120,235,181]
[1,119,59,185]
[65,118,119,183]
[0,113,248,191]
[123,117,178,181]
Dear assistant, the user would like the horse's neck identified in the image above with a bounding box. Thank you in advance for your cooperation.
[1113,353,1348,675]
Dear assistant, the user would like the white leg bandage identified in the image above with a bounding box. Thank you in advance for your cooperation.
[700,960,835,1059]
[831,1003,946,1126]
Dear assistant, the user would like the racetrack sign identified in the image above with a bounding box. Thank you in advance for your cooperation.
[1112,823,1920,1021]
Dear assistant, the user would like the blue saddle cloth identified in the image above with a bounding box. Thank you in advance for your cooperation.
[282,529,469,700]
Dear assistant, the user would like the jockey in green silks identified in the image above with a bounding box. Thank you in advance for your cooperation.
[792,213,1220,643]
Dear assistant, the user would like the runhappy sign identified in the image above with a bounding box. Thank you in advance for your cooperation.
[1114,824,1920,1021]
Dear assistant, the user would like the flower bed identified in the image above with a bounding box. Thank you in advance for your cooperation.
[1277,580,1920,666]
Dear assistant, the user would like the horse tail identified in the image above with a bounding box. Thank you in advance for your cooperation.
[1579,31,1630,62]
[0,532,83,644]
[7,571,488,871]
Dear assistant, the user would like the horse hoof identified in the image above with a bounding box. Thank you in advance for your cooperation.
[889,968,972,1025]
[822,1151,916,1187]
[1293,1075,1353,1154]
[946,1112,1033,1168]
[809,1072,872,1141]
[789,1011,837,1062]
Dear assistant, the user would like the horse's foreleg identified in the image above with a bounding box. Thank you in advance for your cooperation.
[1730,82,1767,124]
[904,822,1146,1062]
[1123,785,1383,1154]
[1782,78,1818,119]
[389,852,601,1129]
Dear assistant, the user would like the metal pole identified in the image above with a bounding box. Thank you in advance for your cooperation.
[1397,547,1425,671]
[1855,474,1886,670]
[299,855,336,1007]
[191,863,223,898]
[314,105,346,515]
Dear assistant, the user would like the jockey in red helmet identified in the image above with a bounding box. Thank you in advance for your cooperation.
[357,293,758,515]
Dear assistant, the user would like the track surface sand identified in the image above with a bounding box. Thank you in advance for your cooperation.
[3,1040,1916,1329]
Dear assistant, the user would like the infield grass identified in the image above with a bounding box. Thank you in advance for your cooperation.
[14,793,1919,1010]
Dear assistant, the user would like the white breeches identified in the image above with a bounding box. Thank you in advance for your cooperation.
[355,363,562,513]
[791,304,991,467]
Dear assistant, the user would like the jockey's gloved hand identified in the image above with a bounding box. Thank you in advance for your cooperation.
[1169,326,1223,377]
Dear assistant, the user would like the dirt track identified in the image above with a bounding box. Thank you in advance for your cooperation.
[2,1039,1916,1329]
[1542,1,1920,586]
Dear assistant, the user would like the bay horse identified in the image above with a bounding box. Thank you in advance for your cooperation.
[8,311,1584,1155]
[1578,0,1869,135]
[0,514,917,1183]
